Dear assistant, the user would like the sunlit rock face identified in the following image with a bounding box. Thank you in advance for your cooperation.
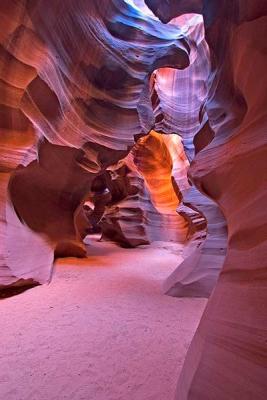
[83,130,190,247]
[133,131,189,214]
[100,158,188,247]
[145,0,267,399]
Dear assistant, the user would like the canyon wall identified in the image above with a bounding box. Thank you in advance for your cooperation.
[1,1,266,398]
[150,16,227,298]
[0,0,191,288]
[178,15,267,397]
[145,0,267,398]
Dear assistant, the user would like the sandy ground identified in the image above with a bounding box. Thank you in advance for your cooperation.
[0,239,207,400]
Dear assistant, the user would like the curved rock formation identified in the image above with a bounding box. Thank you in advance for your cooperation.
[0,0,191,287]
[179,16,267,397]
[1,1,266,398]
[142,15,227,298]
[145,0,267,398]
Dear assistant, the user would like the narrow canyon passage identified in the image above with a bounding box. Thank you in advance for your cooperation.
[1,0,266,398]
[0,239,206,400]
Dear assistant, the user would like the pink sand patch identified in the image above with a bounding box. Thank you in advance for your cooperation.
[0,240,206,400]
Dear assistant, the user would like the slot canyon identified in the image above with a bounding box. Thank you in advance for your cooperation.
[0,0,266,399]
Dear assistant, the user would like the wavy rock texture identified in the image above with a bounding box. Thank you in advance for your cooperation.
[152,14,210,156]
[133,131,189,213]
[163,185,227,298]
[145,0,267,398]
[0,0,191,287]
[99,164,152,248]
[179,15,267,398]
[97,131,189,247]
[143,14,227,297]
[1,0,266,398]
[100,161,188,247]
[162,124,227,298]
[21,0,189,149]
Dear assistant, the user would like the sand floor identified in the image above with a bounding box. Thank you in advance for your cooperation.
[0,240,207,400]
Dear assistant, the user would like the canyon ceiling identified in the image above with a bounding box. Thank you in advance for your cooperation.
[0,0,267,399]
